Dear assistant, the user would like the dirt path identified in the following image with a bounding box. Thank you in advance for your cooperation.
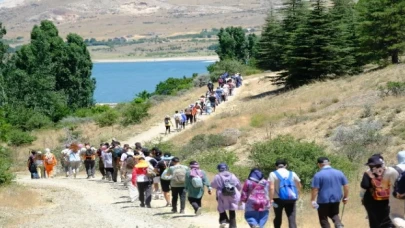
[122,82,248,146]
[15,174,225,228]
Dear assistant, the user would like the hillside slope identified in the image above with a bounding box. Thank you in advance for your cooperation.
[0,0,277,40]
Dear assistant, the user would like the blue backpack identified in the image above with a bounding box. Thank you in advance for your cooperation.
[274,171,298,203]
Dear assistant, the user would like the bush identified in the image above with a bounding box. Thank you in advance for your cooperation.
[207,59,261,81]
[73,105,111,117]
[95,109,119,127]
[331,120,387,161]
[250,135,355,190]
[0,146,14,185]
[8,129,36,146]
[155,76,195,96]
[181,134,227,156]
[26,112,53,130]
[193,74,210,87]
[0,116,11,142]
[120,99,151,126]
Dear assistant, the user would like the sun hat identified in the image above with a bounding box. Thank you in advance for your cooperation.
[365,156,383,166]
[397,151,405,164]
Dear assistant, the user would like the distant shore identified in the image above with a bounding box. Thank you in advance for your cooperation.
[92,56,219,63]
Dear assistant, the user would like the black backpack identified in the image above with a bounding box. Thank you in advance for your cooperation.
[219,174,236,196]
[393,166,405,199]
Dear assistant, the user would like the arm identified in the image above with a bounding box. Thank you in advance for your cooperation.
[240,181,249,203]
[131,168,137,186]
[202,171,212,193]
[270,181,275,201]
[185,172,190,192]
[311,175,319,207]
[342,185,349,204]
[311,188,319,203]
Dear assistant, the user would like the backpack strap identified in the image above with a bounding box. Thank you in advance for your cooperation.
[394,166,403,175]
[273,171,284,182]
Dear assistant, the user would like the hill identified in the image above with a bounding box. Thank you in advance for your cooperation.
[0,0,276,40]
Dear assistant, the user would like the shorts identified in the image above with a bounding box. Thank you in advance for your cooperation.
[161,179,171,193]
[165,126,170,130]
[211,102,216,108]
[153,176,160,184]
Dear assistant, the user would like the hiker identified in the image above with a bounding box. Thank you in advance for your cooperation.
[44,148,57,178]
[241,168,271,228]
[382,151,405,227]
[164,115,173,135]
[174,111,182,130]
[159,152,175,206]
[69,144,82,178]
[167,157,189,213]
[360,155,393,228]
[207,81,214,93]
[211,163,242,228]
[112,142,123,182]
[185,161,212,216]
[121,147,135,186]
[83,143,96,179]
[132,157,154,208]
[218,77,225,88]
[97,144,107,180]
[144,150,160,200]
[199,96,205,115]
[216,87,223,104]
[228,79,235,96]
[311,157,348,228]
[209,92,217,112]
[34,151,45,178]
[185,107,193,124]
[235,73,242,88]
[102,146,114,181]
[269,159,301,228]
[61,145,70,177]
[125,149,138,202]
[27,150,38,179]
[192,103,198,123]
[222,83,229,101]
[180,110,187,129]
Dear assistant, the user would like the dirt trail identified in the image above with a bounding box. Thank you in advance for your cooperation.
[122,81,249,146]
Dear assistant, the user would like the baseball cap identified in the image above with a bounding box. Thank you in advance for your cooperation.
[317,157,330,164]
[365,156,383,166]
[275,159,287,167]
[172,157,180,163]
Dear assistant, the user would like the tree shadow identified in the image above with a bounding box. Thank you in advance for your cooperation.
[171,215,196,218]
[242,87,287,101]
[112,201,131,204]
[153,212,175,216]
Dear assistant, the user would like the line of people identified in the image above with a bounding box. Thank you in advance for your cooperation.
[163,73,241,134]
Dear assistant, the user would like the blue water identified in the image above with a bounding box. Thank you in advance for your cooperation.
[92,60,213,103]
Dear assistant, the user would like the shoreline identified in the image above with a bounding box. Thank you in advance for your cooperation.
[92,56,219,63]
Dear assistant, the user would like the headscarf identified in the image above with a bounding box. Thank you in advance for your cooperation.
[397,151,405,164]
[217,163,228,172]
[189,161,203,178]
[135,158,149,168]
[248,168,263,183]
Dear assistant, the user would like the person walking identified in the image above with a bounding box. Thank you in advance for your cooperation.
[360,155,393,228]
[241,168,271,228]
[35,151,46,178]
[173,111,182,131]
[83,143,96,179]
[209,93,217,112]
[102,147,114,181]
[269,159,301,228]
[207,81,214,93]
[97,144,107,180]
[68,144,82,179]
[27,150,38,179]
[61,145,71,177]
[112,142,123,183]
[311,157,349,228]
[125,150,138,202]
[167,157,189,213]
[44,148,57,178]
[185,161,212,216]
[185,107,193,124]
[211,163,242,228]
[132,157,154,208]
[164,115,173,135]
[159,153,174,207]
[382,151,405,227]
[180,111,187,129]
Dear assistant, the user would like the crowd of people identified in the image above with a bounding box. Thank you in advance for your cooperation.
[25,71,405,228]
[163,73,243,134]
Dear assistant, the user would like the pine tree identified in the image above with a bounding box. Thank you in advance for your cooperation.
[357,0,405,64]
[215,27,247,62]
[257,10,284,71]
[0,23,7,106]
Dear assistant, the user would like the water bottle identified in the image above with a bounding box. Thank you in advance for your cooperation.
[272,202,278,208]
[312,201,319,210]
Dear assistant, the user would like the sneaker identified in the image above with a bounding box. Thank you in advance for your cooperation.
[219,223,227,228]
[92,175,95,178]
[154,195,159,200]
[146,205,152,208]
[171,208,177,213]
[87,176,90,179]
[195,207,202,216]
[166,203,171,207]
[102,176,106,180]
[179,210,185,214]
[73,173,76,178]
[140,204,145,208]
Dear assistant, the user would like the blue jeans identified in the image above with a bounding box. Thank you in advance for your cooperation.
[245,210,270,228]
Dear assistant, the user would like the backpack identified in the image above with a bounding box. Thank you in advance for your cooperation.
[191,176,204,188]
[219,174,236,196]
[367,170,389,200]
[164,118,170,125]
[274,171,298,203]
[247,181,270,210]
[145,166,156,178]
[126,156,135,169]
[46,156,54,165]
[175,115,180,121]
[172,166,187,185]
[393,166,405,199]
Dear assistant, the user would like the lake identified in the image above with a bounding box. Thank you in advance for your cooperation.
[92,60,213,103]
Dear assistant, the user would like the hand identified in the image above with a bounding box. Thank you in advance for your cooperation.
[342,198,349,204]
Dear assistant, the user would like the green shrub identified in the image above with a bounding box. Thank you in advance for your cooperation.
[0,146,15,185]
[250,135,356,190]
[387,81,405,96]
[8,129,36,146]
[250,113,268,128]
[120,99,151,126]
[26,112,53,130]
[95,109,119,127]
[0,116,11,142]
[155,76,195,96]
[181,134,226,156]
[207,59,261,81]
[73,105,111,117]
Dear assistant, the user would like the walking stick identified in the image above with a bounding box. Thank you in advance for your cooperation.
[341,204,346,222]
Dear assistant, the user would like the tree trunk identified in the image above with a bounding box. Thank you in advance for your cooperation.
[392,50,399,64]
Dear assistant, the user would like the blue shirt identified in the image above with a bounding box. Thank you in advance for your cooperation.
[311,166,348,204]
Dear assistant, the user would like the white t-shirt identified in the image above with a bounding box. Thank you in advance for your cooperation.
[222,84,229,95]
[102,151,113,168]
[173,113,182,121]
[268,168,301,199]
[383,164,405,197]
